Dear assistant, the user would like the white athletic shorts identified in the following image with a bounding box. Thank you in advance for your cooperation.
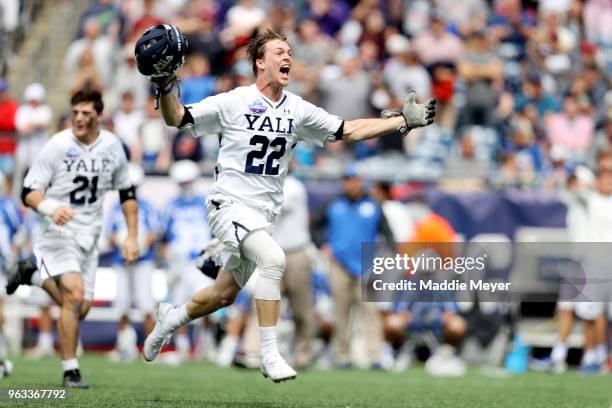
[172,263,214,305]
[34,232,98,301]
[575,302,605,320]
[206,193,276,287]
[115,260,155,314]
[557,301,576,311]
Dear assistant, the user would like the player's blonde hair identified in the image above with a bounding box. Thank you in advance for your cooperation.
[246,29,288,77]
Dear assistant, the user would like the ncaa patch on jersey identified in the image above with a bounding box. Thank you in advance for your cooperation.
[65,146,80,160]
[249,100,267,115]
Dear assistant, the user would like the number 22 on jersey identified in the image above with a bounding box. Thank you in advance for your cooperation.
[244,135,286,176]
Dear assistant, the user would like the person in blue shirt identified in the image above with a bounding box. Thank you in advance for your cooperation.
[321,166,394,368]
[0,172,23,365]
[105,164,159,361]
[161,160,214,361]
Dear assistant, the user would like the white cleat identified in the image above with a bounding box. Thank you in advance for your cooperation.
[143,303,175,362]
[261,354,297,383]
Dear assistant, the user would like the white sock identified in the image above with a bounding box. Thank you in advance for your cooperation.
[259,326,278,362]
[595,343,607,364]
[551,342,568,363]
[62,359,79,372]
[31,270,42,286]
[582,348,596,366]
[38,332,54,351]
[175,333,190,354]
[165,304,192,332]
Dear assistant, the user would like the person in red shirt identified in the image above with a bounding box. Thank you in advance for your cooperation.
[0,77,19,184]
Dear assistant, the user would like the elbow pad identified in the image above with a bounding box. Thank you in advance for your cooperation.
[21,186,33,206]
[179,107,194,128]
[119,186,137,203]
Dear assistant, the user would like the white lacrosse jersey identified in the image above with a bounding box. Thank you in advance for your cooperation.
[23,128,131,250]
[180,84,343,217]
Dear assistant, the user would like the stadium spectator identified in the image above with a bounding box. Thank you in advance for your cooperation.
[289,18,335,69]
[67,48,105,95]
[323,167,393,368]
[0,77,18,180]
[126,0,163,43]
[112,91,145,164]
[412,14,463,67]
[513,72,561,118]
[77,0,125,41]
[307,0,351,37]
[458,31,504,127]
[383,35,431,103]
[65,19,116,88]
[438,0,489,37]
[317,51,371,121]
[588,111,612,167]
[180,53,216,105]
[107,43,150,112]
[545,93,595,162]
[138,92,173,173]
[14,83,52,188]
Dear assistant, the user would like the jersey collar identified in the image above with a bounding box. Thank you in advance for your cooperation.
[71,130,103,151]
[252,84,287,110]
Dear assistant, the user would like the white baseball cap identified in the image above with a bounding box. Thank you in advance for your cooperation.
[169,160,200,184]
[128,163,145,186]
[23,83,46,102]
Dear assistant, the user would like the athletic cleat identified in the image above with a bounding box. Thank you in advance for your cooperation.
[143,303,175,362]
[260,354,297,383]
[63,369,89,388]
[6,259,37,295]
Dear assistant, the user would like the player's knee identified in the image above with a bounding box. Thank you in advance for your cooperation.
[445,315,467,339]
[64,287,85,306]
[259,246,286,283]
[211,286,239,307]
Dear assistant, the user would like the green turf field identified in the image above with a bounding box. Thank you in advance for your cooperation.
[1,354,611,407]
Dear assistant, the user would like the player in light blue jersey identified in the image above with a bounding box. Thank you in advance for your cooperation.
[106,164,158,361]
[161,160,215,361]
[0,172,23,374]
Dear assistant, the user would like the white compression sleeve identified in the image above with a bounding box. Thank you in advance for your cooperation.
[240,229,286,301]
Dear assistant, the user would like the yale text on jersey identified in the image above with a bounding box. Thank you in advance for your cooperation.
[63,158,112,174]
[244,114,294,134]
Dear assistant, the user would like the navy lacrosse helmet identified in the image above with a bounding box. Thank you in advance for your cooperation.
[134,24,187,77]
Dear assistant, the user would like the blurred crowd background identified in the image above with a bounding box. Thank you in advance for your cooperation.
[1,0,611,190]
[0,0,611,376]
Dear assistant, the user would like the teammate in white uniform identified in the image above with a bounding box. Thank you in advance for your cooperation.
[8,90,140,388]
[143,29,436,382]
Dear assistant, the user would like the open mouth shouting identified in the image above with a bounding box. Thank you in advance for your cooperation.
[279,64,290,81]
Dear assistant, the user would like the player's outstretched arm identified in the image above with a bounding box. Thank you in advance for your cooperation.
[342,91,436,142]
[159,91,186,128]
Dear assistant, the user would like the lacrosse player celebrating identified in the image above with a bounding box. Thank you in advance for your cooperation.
[135,25,435,382]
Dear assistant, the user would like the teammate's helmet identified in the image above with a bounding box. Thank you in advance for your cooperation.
[169,160,200,184]
[134,24,187,77]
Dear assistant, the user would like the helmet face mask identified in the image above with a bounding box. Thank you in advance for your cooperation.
[134,24,187,77]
